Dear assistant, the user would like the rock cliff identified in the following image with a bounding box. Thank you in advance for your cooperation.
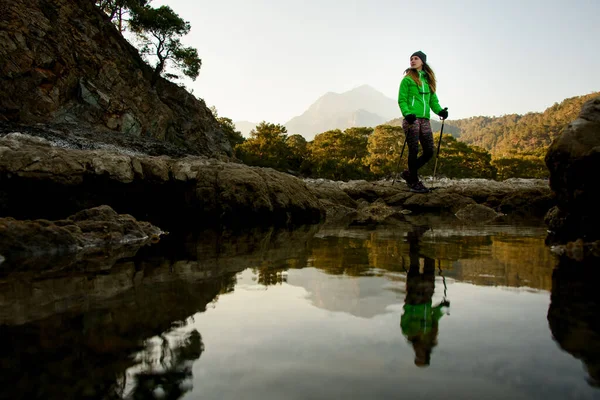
[0,0,230,157]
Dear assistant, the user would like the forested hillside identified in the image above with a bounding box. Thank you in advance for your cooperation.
[451,92,600,157]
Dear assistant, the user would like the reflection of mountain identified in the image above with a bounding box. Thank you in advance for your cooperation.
[272,223,556,318]
[287,267,405,318]
[548,258,600,387]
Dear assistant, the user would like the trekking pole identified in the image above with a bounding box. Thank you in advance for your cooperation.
[432,108,448,182]
[391,134,407,185]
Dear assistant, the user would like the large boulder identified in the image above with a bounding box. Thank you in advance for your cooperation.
[0,0,230,157]
[545,96,600,242]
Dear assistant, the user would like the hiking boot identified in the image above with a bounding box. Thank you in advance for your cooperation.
[408,181,430,194]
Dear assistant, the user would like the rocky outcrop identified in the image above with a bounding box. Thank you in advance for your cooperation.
[0,132,324,230]
[0,0,230,157]
[0,205,163,269]
[545,96,600,242]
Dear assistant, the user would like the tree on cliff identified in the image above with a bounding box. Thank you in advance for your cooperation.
[129,5,202,85]
[95,0,148,32]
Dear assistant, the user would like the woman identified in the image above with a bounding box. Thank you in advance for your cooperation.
[398,51,448,193]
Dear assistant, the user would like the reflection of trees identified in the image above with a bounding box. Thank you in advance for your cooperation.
[306,228,555,291]
[0,274,228,400]
[309,237,372,276]
[548,258,600,388]
[121,329,204,400]
[254,266,288,286]
[400,225,449,367]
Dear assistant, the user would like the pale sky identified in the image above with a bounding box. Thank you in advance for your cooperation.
[151,0,599,124]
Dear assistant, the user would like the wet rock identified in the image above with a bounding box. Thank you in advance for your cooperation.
[0,205,163,269]
[550,239,600,261]
[455,204,502,223]
[351,198,405,226]
[545,96,600,242]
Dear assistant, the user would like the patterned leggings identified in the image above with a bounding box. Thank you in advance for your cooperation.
[402,118,434,182]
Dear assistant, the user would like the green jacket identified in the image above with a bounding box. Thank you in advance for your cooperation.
[398,70,443,119]
[400,302,445,337]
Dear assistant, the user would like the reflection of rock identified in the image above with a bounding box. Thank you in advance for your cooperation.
[0,226,318,326]
[545,96,600,243]
[547,258,600,387]
[0,225,321,400]
[0,276,226,400]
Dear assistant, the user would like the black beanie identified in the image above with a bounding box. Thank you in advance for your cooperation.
[411,51,427,64]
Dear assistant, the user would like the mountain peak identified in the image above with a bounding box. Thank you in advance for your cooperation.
[285,85,399,140]
[347,84,379,94]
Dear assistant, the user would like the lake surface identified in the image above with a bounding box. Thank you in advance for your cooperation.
[1,216,599,400]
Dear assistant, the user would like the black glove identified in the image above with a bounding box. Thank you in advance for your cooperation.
[405,114,417,124]
[438,108,448,120]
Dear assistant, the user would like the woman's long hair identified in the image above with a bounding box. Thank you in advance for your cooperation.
[404,63,437,93]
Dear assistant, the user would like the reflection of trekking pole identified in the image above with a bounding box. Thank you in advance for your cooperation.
[437,260,450,307]
[432,108,448,183]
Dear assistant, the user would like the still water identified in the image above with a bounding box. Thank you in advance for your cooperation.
[1,216,599,400]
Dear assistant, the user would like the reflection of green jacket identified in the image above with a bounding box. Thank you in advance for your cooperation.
[400,302,445,337]
[398,70,443,119]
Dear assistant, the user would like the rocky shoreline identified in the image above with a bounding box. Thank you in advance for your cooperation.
[0,126,558,268]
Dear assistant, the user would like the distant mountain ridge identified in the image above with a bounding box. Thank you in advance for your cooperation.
[284,85,399,140]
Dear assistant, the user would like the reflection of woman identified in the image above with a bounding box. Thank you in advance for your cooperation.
[400,226,449,366]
